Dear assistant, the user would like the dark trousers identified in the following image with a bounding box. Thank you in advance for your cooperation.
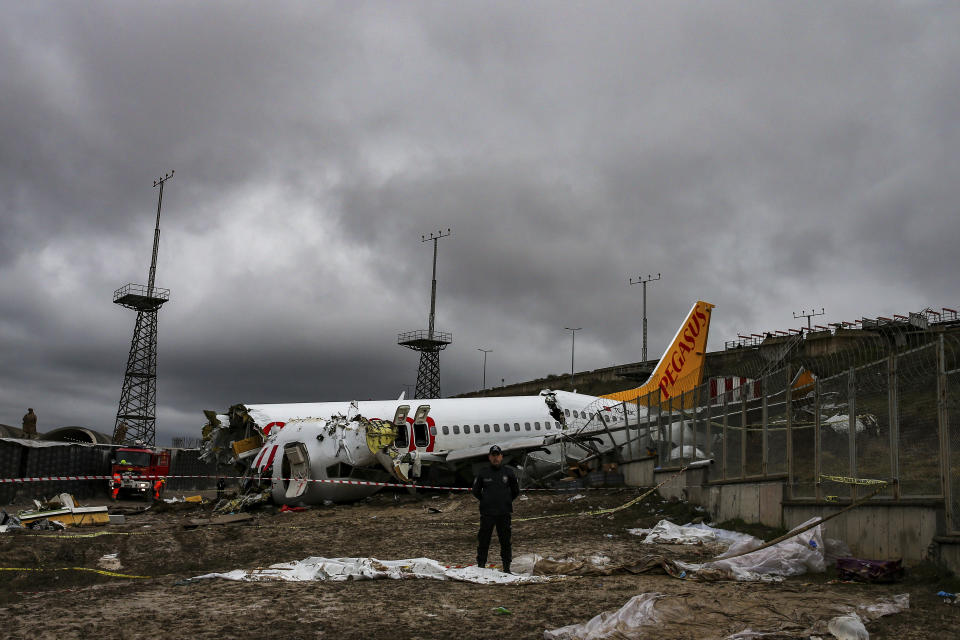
[477,514,511,568]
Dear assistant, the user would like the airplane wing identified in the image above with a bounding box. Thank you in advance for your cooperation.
[434,435,559,463]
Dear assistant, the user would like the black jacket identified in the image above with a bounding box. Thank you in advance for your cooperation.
[472,463,520,516]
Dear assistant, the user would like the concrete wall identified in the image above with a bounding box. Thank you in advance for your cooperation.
[620,457,656,486]
[694,482,785,528]
[785,503,942,566]
[628,467,959,571]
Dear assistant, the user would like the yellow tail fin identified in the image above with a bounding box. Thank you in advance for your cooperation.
[602,301,715,406]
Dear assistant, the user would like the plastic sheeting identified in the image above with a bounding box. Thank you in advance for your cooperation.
[628,520,750,546]
[544,593,664,640]
[545,593,909,640]
[191,556,559,584]
[670,517,827,582]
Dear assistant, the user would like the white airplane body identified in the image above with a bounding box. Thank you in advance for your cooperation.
[200,301,715,504]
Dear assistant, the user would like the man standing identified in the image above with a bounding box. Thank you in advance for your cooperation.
[22,408,37,439]
[472,444,520,573]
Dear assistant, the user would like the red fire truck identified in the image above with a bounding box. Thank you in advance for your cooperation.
[110,445,171,499]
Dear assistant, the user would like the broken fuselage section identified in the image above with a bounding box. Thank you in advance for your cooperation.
[200,391,643,505]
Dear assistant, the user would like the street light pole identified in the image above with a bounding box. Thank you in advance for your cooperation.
[564,327,582,389]
[629,273,660,362]
[478,348,492,390]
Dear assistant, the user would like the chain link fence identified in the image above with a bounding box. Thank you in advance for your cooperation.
[638,328,960,533]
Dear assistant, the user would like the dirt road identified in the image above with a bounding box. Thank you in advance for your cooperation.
[1,489,956,639]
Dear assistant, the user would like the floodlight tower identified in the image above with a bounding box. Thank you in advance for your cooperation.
[398,229,452,398]
[111,171,174,446]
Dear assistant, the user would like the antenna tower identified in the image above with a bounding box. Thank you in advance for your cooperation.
[111,171,174,446]
[629,273,660,361]
[398,228,452,398]
[793,307,826,330]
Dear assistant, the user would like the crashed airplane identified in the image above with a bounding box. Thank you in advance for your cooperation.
[200,301,715,504]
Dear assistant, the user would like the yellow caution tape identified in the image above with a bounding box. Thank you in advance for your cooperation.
[819,474,888,486]
[513,466,689,523]
[22,530,158,539]
[0,567,151,579]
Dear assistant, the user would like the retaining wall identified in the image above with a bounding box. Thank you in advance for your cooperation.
[625,466,959,573]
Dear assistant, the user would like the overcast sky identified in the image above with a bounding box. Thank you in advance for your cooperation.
[2,1,957,442]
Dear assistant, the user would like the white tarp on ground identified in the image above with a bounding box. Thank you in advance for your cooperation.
[628,520,756,546]
[677,517,827,582]
[629,518,840,582]
[191,556,558,584]
[544,593,664,640]
[545,593,909,640]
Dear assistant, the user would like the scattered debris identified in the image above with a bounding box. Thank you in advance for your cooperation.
[184,513,254,529]
[937,590,957,604]
[567,494,585,502]
[279,505,308,513]
[24,518,66,531]
[214,488,271,514]
[672,518,834,582]
[17,495,109,528]
[189,557,559,584]
[97,554,123,572]
[826,612,869,640]
[836,557,904,583]
[0,509,22,532]
[493,606,512,615]
[545,593,909,640]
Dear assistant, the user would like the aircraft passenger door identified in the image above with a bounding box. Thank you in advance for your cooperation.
[393,405,411,448]
[412,404,430,448]
[282,442,310,499]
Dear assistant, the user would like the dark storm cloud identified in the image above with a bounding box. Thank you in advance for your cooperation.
[1,1,958,441]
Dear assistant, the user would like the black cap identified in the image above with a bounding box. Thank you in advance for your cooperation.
[489,445,503,455]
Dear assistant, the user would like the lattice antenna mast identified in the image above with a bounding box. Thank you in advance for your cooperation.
[398,228,452,399]
[629,273,660,362]
[111,171,174,446]
[793,307,825,330]
[146,171,173,296]
[425,228,450,337]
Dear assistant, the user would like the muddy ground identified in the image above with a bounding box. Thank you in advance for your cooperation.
[1,488,958,639]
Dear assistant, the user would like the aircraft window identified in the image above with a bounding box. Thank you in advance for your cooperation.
[474,425,480,433]
[545,422,551,430]
[513,422,520,431]
[494,424,500,432]
[564,409,570,417]
[429,426,437,436]
[524,422,531,431]
[535,422,541,430]
[442,426,449,435]
[452,425,459,435]
[484,424,490,433]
